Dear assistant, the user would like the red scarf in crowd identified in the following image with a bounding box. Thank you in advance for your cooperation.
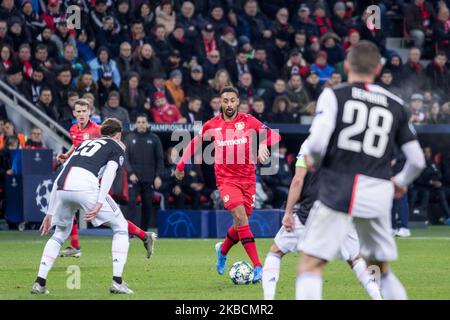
[314,16,333,36]
[22,60,33,78]
[408,60,422,73]
[203,38,216,55]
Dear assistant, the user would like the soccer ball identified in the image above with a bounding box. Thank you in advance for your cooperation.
[36,179,53,214]
[229,261,254,285]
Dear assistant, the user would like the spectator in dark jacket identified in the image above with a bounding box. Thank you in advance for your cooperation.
[262,78,288,111]
[202,49,224,81]
[409,146,450,224]
[241,0,273,44]
[181,163,210,210]
[150,24,174,62]
[184,65,213,103]
[384,51,404,88]
[320,32,344,67]
[425,51,450,100]
[434,6,450,59]
[251,98,271,123]
[225,47,251,84]
[168,24,196,62]
[97,71,119,107]
[331,2,352,38]
[249,45,278,90]
[181,96,203,123]
[119,72,148,121]
[160,146,185,209]
[124,114,165,230]
[133,43,166,88]
[271,96,294,123]
[405,0,435,50]
[402,47,428,99]
[36,87,59,122]
[292,4,319,38]
[116,41,135,80]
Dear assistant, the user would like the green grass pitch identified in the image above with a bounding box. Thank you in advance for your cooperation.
[1,227,449,300]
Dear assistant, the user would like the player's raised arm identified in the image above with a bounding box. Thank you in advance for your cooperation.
[175,123,210,180]
[391,108,426,197]
[303,88,338,168]
[248,116,282,163]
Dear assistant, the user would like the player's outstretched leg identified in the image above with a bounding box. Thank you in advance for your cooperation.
[128,220,157,258]
[262,246,284,300]
[107,216,133,294]
[231,206,262,283]
[348,256,382,300]
[376,262,407,300]
[215,225,239,275]
[296,255,326,300]
[60,216,81,258]
[31,225,72,294]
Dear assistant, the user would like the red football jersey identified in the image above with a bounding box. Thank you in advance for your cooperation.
[177,113,281,185]
[69,120,101,147]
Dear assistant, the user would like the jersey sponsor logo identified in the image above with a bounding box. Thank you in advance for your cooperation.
[223,195,230,203]
[83,133,90,140]
[235,122,245,130]
[215,137,248,147]
[215,128,222,131]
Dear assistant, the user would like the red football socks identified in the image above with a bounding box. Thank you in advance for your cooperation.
[128,220,147,241]
[221,225,239,255]
[237,224,262,267]
[70,218,80,249]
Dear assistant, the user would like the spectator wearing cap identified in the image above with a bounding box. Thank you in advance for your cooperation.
[238,35,254,57]
[206,3,228,35]
[292,4,319,38]
[152,91,186,123]
[116,41,134,80]
[434,6,450,59]
[89,0,110,33]
[273,7,294,38]
[310,50,334,85]
[98,71,119,107]
[425,51,450,100]
[133,43,165,86]
[151,24,174,63]
[384,51,404,88]
[176,1,201,42]
[320,32,344,66]
[180,96,203,123]
[249,45,278,91]
[219,26,238,64]
[405,0,435,51]
[96,15,124,57]
[164,49,182,74]
[165,69,185,108]
[195,23,219,64]
[135,1,155,31]
[225,47,251,84]
[304,70,322,100]
[21,0,46,37]
[156,0,176,34]
[184,65,213,103]
[119,72,148,122]
[409,93,427,124]
[202,49,224,81]
[237,72,255,105]
[286,73,310,118]
[241,0,273,43]
[89,46,121,86]
[330,1,352,39]
[41,0,64,32]
[101,91,130,125]
[281,48,308,80]
[343,28,360,52]
[168,24,195,62]
[7,15,32,52]
[269,31,291,71]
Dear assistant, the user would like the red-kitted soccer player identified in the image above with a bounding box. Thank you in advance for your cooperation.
[175,87,281,283]
[56,98,156,258]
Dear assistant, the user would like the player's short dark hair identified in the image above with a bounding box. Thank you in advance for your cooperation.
[101,118,122,137]
[136,113,148,121]
[74,98,90,109]
[346,40,381,76]
[219,86,239,97]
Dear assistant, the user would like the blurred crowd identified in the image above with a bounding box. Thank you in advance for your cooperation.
[1,0,450,227]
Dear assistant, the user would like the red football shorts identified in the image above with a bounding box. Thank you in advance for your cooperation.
[218,181,256,216]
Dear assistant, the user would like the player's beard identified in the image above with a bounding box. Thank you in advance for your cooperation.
[224,107,237,119]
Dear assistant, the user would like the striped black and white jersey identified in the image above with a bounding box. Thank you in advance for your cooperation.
[310,83,417,218]
[57,138,125,191]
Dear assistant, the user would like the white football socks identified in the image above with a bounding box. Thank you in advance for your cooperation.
[351,258,382,300]
[296,272,322,300]
[262,252,281,300]
[380,271,408,300]
[38,238,61,280]
[112,231,129,278]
